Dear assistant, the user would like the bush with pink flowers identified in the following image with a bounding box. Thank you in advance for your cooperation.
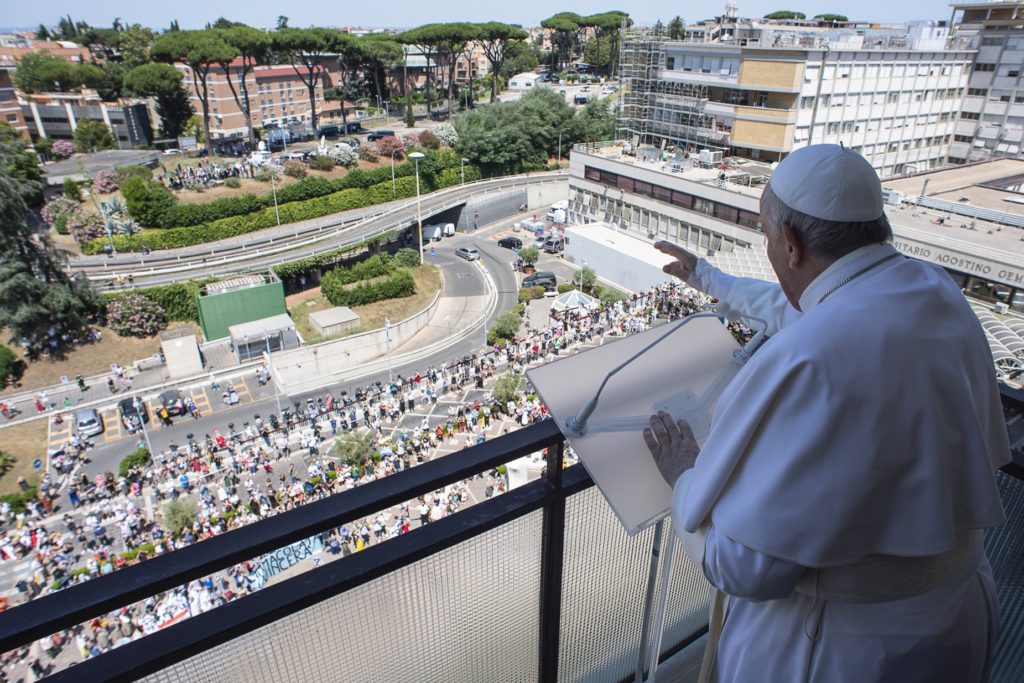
[93,169,119,194]
[41,197,80,235]
[52,140,76,159]
[105,294,167,338]
[66,211,106,244]
[375,135,404,160]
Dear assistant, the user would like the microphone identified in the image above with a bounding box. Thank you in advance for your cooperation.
[565,312,721,437]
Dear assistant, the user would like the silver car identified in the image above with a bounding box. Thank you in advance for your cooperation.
[75,408,104,437]
[456,247,480,261]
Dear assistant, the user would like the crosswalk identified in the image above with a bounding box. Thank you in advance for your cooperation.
[45,379,256,453]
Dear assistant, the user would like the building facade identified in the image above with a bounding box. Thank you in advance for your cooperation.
[948,1,1024,162]
[20,92,153,148]
[618,21,973,178]
[0,67,28,137]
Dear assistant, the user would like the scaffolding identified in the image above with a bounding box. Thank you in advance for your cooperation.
[616,27,729,155]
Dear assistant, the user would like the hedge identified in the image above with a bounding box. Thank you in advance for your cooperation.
[273,232,395,280]
[105,278,216,322]
[127,154,465,230]
[321,269,415,307]
[0,486,38,514]
[119,447,151,477]
[83,176,420,254]
[327,254,391,286]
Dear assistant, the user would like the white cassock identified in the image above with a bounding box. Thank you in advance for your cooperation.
[672,242,1011,682]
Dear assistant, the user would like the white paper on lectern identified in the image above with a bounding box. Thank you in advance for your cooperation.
[527,315,742,535]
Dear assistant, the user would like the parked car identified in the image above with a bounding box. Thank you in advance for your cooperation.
[574,94,589,105]
[543,234,565,253]
[523,271,558,291]
[367,130,396,142]
[456,246,480,261]
[118,397,150,432]
[160,389,186,416]
[344,121,363,134]
[580,85,591,93]
[533,235,547,250]
[162,148,183,156]
[74,408,104,437]
[317,124,341,138]
[498,236,522,250]
[280,150,309,162]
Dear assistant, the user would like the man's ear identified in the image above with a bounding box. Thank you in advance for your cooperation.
[780,222,803,269]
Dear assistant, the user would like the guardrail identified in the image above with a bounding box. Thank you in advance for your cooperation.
[905,195,1024,229]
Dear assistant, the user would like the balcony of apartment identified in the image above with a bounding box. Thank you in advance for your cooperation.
[2,387,1022,682]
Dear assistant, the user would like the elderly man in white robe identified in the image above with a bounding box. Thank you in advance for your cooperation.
[645,143,1011,683]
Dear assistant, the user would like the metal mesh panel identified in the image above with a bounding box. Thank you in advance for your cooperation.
[143,510,543,683]
[987,470,1024,683]
[557,487,711,682]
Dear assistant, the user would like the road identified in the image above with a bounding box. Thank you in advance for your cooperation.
[75,220,525,479]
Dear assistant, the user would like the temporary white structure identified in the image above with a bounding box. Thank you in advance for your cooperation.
[550,289,598,313]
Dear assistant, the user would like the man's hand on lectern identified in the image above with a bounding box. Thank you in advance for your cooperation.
[655,241,698,283]
[643,411,700,487]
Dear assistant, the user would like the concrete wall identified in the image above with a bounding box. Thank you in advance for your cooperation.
[527,182,569,212]
[274,292,440,394]
[456,189,528,233]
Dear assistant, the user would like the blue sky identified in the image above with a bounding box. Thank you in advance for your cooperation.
[9,1,958,31]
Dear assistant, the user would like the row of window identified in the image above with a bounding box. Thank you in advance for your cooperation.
[799,89,965,110]
[664,54,740,76]
[987,90,1024,103]
[805,62,968,82]
[978,36,1024,50]
[974,64,1022,78]
[582,166,761,231]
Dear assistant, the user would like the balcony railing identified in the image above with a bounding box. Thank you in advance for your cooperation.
[1,387,1023,682]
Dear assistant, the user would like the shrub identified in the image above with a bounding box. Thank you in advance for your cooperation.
[106,294,167,337]
[0,487,37,514]
[309,155,335,171]
[0,344,20,389]
[434,122,458,147]
[52,140,76,159]
[66,211,106,244]
[162,498,199,537]
[105,279,214,321]
[492,372,525,405]
[73,119,116,151]
[41,196,79,234]
[375,135,404,158]
[598,287,627,305]
[254,168,274,183]
[283,160,307,178]
[322,268,415,307]
[557,283,576,294]
[418,130,440,150]
[223,177,241,189]
[115,165,153,184]
[392,247,420,268]
[330,145,357,167]
[121,176,176,227]
[358,146,379,162]
[63,178,82,202]
[118,447,151,477]
[94,169,119,194]
[489,309,522,343]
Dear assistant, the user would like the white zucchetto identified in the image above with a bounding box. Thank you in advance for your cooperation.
[768,144,884,222]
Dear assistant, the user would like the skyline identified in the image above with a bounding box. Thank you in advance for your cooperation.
[6,1,963,33]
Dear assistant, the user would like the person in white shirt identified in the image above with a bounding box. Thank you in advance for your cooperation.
[645,144,1010,683]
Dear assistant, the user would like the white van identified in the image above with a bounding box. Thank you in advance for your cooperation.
[424,225,442,241]
[443,223,456,237]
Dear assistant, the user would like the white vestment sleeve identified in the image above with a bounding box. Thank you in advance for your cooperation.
[672,469,807,602]
[689,259,794,336]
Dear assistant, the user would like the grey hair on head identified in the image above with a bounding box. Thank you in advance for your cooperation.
[760,184,893,260]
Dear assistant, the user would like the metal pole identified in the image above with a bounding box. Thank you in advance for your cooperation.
[271,170,281,226]
[134,395,154,457]
[391,150,397,196]
[385,319,394,383]
[414,157,423,263]
[558,131,562,164]
[461,158,465,185]
[265,334,282,416]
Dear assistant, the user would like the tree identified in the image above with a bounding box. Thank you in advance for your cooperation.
[0,165,98,351]
[540,13,582,72]
[151,30,237,153]
[0,123,44,207]
[764,11,807,20]
[276,16,289,30]
[360,35,405,112]
[814,14,849,23]
[162,498,199,536]
[217,26,270,144]
[36,24,50,41]
[401,24,477,119]
[476,22,529,103]
[124,63,195,138]
[500,41,539,80]
[14,51,79,93]
[518,245,539,267]
[586,11,631,77]
[492,372,525,405]
[273,28,347,134]
[73,119,116,151]
[331,430,376,467]
[668,16,685,40]
[119,24,157,68]
[397,28,438,116]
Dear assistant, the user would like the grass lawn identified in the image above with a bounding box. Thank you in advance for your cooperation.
[0,419,47,495]
[288,265,442,344]
[0,323,201,396]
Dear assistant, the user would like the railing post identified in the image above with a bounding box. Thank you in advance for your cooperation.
[539,439,566,682]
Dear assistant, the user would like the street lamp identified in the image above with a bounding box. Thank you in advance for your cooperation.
[270,167,281,226]
[133,395,154,457]
[460,157,469,185]
[391,148,403,196]
[558,130,563,165]
[384,318,394,383]
[409,151,426,262]
[579,258,588,291]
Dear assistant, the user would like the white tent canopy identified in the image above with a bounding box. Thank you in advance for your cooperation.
[550,289,598,312]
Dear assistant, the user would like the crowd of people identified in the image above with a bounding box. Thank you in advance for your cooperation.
[0,280,733,679]
[156,159,260,192]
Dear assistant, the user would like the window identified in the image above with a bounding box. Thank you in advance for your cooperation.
[827,122,840,134]
[974,63,996,72]
[714,204,738,222]
[584,166,601,182]
[738,210,761,230]
[652,185,671,203]
[599,170,618,186]
[5,114,16,122]
[634,180,653,197]
[666,57,675,70]
[981,36,1005,46]
[888,92,898,103]
[693,197,714,215]
[967,88,987,96]
[800,96,814,109]
[960,111,980,120]
[671,191,693,209]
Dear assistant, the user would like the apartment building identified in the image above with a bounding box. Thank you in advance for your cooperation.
[19,91,153,148]
[0,34,91,70]
[176,59,351,139]
[0,67,28,137]
[948,1,1024,162]
[619,21,973,178]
